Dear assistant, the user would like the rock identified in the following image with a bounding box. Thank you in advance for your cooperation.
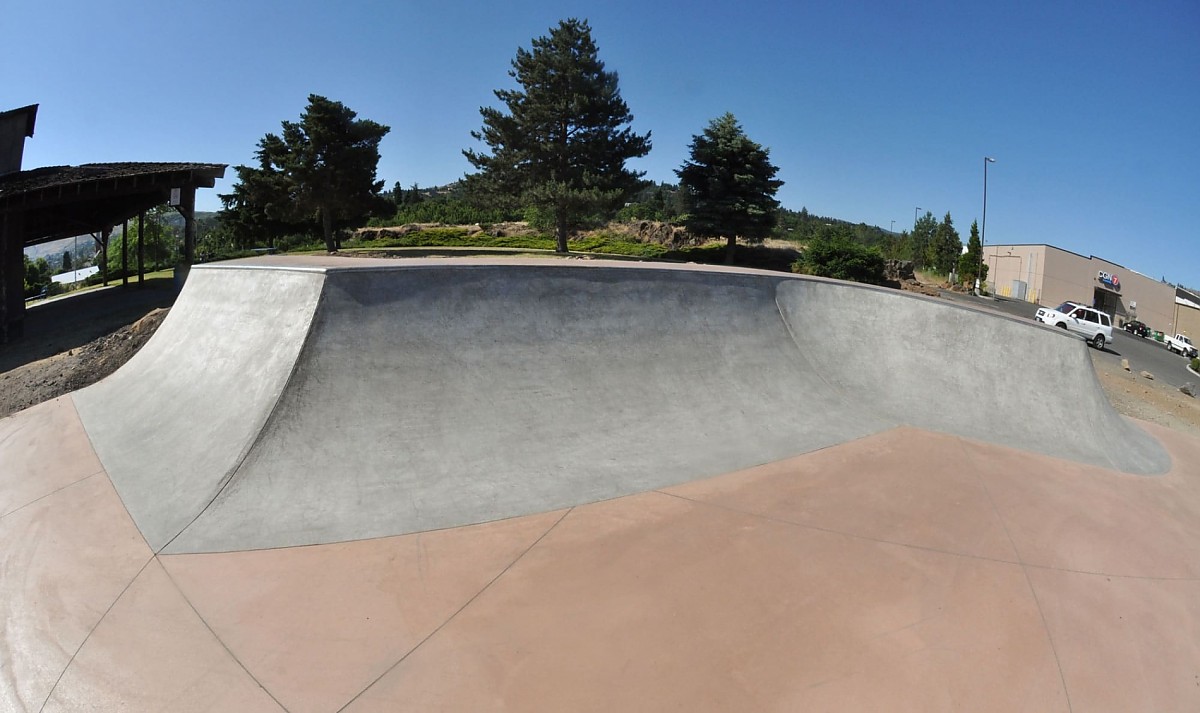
[1182,382,1197,397]
[1121,359,1130,371]
[884,259,915,282]
[1141,371,1155,380]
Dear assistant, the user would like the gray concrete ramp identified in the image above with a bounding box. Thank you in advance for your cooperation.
[168,266,889,552]
[776,279,1170,473]
[70,260,1169,555]
[72,267,325,550]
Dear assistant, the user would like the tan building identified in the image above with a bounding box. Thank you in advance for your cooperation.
[981,243,1198,338]
[1175,288,1200,340]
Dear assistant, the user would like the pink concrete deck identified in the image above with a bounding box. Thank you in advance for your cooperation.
[3,396,1198,712]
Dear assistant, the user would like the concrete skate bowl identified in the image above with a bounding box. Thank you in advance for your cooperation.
[4,257,1199,712]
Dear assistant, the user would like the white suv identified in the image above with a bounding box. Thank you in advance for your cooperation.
[1034,301,1112,349]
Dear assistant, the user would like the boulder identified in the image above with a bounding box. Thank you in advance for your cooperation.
[884,260,915,282]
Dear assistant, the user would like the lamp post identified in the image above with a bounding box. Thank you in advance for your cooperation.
[914,206,922,228]
[979,157,996,296]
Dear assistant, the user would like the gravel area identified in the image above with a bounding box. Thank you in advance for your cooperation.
[1091,350,1200,439]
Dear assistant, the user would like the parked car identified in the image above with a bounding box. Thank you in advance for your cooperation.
[1034,301,1112,349]
[1123,319,1150,338]
[1165,333,1198,358]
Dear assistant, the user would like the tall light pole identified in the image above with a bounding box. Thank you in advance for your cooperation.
[914,206,922,228]
[979,157,996,296]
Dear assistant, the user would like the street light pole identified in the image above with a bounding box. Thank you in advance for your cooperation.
[979,157,996,296]
[914,206,921,228]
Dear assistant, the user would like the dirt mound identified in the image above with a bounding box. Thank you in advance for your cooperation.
[589,220,699,248]
[0,308,168,418]
[355,222,541,241]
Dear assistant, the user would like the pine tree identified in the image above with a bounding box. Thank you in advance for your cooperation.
[929,212,962,274]
[675,113,783,264]
[220,95,390,252]
[910,211,938,269]
[958,219,988,288]
[464,19,651,252]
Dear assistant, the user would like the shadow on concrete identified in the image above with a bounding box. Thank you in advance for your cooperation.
[0,279,179,374]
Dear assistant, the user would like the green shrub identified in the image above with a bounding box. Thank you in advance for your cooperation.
[1191,357,1199,373]
[381,198,515,226]
[792,235,886,285]
[350,228,666,258]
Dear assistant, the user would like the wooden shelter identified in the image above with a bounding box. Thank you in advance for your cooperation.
[0,159,225,342]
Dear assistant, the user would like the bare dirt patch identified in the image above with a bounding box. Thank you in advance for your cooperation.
[1090,350,1200,439]
[0,308,168,418]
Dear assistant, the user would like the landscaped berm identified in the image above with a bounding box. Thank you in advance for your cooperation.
[3,256,1198,712]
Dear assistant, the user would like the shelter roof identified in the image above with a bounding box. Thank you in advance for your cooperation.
[0,104,38,138]
[0,162,226,246]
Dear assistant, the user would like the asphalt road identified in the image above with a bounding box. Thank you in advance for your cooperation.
[941,291,1197,388]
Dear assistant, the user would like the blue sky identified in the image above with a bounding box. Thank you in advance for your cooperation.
[4,0,1198,285]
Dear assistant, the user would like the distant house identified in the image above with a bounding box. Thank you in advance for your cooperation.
[52,266,99,285]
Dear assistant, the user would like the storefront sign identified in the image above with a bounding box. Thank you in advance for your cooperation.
[1097,270,1120,290]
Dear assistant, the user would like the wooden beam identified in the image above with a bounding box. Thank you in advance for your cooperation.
[137,210,145,288]
[0,211,26,342]
[121,218,128,287]
[176,187,196,285]
[98,227,110,287]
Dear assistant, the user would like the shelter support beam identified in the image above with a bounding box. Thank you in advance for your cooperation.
[137,211,144,287]
[175,186,196,285]
[0,211,25,342]
[121,219,128,287]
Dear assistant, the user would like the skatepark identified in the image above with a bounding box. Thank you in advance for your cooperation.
[3,256,1198,711]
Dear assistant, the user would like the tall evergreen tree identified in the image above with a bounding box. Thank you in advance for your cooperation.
[928,212,962,274]
[675,113,783,264]
[909,211,938,269]
[464,19,651,252]
[220,95,390,252]
[958,219,988,288]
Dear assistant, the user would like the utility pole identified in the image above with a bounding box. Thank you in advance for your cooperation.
[980,157,996,296]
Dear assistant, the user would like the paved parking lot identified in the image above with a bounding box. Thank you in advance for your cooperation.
[940,291,1196,388]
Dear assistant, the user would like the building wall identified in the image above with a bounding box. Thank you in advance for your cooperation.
[1176,305,1200,340]
[0,106,35,176]
[984,244,1177,334]
[984,245,1045,302]
[1175,294,1200,341]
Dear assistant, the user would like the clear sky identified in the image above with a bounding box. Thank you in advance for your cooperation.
[4,0,1198,285]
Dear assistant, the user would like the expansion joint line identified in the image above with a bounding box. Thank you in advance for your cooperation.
[335,507,575,712]
[39,557,155,712]
[961,440,1074,713]
[653,487,1022,568]
[159,561,293,712]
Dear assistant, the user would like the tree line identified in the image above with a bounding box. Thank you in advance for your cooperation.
[215,17,983,282]
[217,19,781,264]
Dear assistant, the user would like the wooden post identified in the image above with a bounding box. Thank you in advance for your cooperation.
[0,211,26,342]
[174,187,196,285]
[137,210,145,287]
[182,187,196,266]
[121,219,129,287]
[99,227,110,287]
